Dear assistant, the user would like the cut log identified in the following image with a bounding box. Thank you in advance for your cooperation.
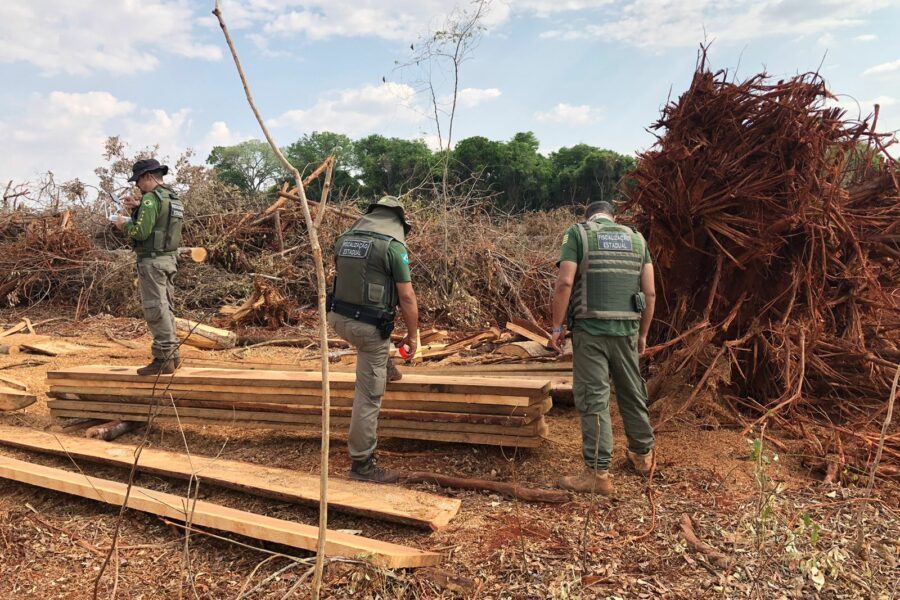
[403,471,569,503]
[0,454,442,568]
[21,339,86,357]
[178,246,208,263]
[0,386,36,411]
[0,425,460,530]
[85,420,134,441]
[175,319,237,350]
[495,341,554,359]
[0,344,19,355]
[50,418,105,433]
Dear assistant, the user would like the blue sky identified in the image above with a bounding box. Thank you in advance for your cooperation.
[1,0,898,184]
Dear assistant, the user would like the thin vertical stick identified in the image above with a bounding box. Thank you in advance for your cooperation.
[212,4,332,598]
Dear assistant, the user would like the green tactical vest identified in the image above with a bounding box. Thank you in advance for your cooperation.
[332,208,406,314]
[136,185,184,256]
[569,219,646,321]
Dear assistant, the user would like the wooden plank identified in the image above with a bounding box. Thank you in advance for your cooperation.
[48,366,550,398]
[508,318,551,340]
[47,379,534,407]
[44,395,536,426]
[182,357,572,375]
[0,425,460,531]
[0,376,27,391]
[49,390,553,418]
[0,386,36,411]
[505,322,551,347]
[48,409,547,448]
[45,401,545,436]
[0,455,441,567]
[21,340,86,357]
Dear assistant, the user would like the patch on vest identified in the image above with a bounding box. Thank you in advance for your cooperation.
[338,239,371,258]
[597,232,633,252]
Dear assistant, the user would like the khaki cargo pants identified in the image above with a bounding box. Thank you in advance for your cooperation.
[573,331,655,470]
[137,255,179,361]
[327,311,392,462]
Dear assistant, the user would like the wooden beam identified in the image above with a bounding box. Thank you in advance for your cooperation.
[505,321,551,347]
[0,425,459,530]
[48,366,551,398]
[0,454,441,567]
[47,409,547,448]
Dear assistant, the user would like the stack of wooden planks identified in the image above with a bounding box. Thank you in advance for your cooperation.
[47,365,552,447]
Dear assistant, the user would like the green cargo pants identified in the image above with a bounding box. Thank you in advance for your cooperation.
[327,311,391,462]
[572,331,655,470]
[136,255,179,361]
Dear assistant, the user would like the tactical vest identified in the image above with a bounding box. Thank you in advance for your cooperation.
[135,186,184,256]
[569,219,646,321]
[332,209,407,314]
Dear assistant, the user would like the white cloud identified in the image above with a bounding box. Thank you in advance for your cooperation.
[0,1,220,75]
[535,103,603,125]
[855,33,878,42]
[817,33,835,46]
[0,91,196,183]
[863,59,900,76]
[451,88,503,108]
[538,0,898,48]
[269,82,425,136]
[829,95,899,133]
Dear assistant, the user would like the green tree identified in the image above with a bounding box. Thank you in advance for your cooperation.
[355,135,437,197]
[284,131,359,200]
[549,145,635,207]
[207,140,282,195]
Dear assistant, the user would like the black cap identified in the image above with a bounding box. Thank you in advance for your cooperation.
[128,158,169,183]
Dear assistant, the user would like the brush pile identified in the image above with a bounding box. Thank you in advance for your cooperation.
[626,51,899,477]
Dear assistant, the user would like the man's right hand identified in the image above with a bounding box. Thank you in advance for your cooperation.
[550,328,567,354]
[399,334,417,361]
[123,190,142,209]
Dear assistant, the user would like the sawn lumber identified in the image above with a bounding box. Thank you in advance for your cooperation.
[0,425,459,530]
[46,408,548,448]
[48,365,550,398]
[0,454,442,567]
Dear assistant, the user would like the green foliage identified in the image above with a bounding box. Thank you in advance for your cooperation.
[207,131,636,212]
[206,140,282,195]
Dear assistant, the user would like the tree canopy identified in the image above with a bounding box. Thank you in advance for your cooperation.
[207,131,635,212]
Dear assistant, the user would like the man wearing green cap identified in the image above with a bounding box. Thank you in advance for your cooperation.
[115,158,185,376]
[327,196,418,483]
[549,200,657,495]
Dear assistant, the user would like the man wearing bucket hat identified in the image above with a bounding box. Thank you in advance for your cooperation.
[114,159,185,375]
[327,196,418,483]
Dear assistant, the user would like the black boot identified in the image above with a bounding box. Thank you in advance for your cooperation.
[137,358,176,376]
[173,355,183,369]
[349,456,400,483]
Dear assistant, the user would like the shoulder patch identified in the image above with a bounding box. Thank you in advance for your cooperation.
[142,198,153,207]
[401,253,409,264]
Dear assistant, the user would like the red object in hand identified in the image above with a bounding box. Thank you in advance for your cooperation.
[398,344,412,360]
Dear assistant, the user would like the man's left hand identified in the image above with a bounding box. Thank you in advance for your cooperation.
[638,335,648,355]
[550,329,567,354]
[114,215,127,230]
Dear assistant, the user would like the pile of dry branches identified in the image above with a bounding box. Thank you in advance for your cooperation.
[626,51,899,476]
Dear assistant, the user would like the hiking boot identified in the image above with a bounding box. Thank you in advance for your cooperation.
[349,457,401,484]
[387,360,402,382]
[627,449,655,476]
[136,358,176,376]
[558,467,614,495]
[173,356,182,369]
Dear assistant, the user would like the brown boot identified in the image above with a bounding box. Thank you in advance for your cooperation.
[558,467,613,495]
[627,449,655,476]
[387,359,402,382]
[136,358,176,376]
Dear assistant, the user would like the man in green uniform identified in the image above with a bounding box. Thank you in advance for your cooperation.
[327,196,418,483]
[115,159,184,376]
[549,200,657,495]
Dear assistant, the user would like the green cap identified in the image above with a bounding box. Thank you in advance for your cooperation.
[366,195,412,234]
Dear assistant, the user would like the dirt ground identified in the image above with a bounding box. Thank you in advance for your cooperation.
[0,311,897,599]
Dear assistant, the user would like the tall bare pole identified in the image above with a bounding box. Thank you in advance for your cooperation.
[211,4,332,598]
